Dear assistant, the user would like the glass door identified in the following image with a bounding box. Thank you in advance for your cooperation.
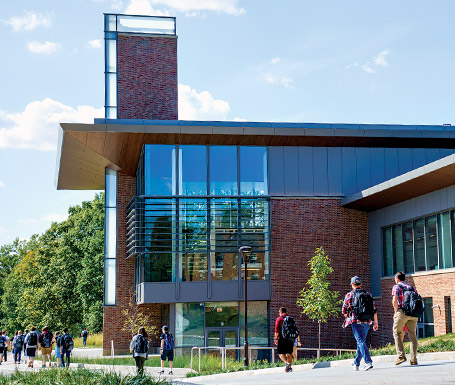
[205,328,238,347]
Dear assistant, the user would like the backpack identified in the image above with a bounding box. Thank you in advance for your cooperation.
[82,330,88,338]
[41,333,52,348]
[0,336,5,349]
[351,289,375,321]
[29,332,38,346]
[281,315,299,340]
[163,333,174,350]
[399,284,424,318]
[63,334,74,352]
[134,335,148,354]
[14,335,24,348]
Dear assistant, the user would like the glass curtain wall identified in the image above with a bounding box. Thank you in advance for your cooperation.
[104,169,117,306]
[383,209,455,276]
[133,145,269,284]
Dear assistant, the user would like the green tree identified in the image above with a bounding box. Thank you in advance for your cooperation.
[296,247,342,357]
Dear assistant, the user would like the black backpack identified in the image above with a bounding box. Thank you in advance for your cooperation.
[281,315,299,340]
[29,332,38,346]
[134,335,148,354]
[82,330,88,338]
[63,334,74,352]
[351,289,375,321]
[0,336,5,349]
[14,335,24,348]
[399,284,424,318]
[41,333,52,348]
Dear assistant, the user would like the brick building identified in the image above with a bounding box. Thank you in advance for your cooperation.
[55,14,455,355]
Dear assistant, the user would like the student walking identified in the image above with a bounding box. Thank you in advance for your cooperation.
[24,327,39,368]
[2,330,9,362]
[81,328,88,348]
[12,331,25,365]
[53,331,62,367]
[0,332,6,365]
[274,307,299,373]
[60,328,74,368]
[39,326,53,368]
[392,272,422,366]
[23,329,29,365]
[342,276,378,371]
[159,325,174,375]
[130,327,149,376]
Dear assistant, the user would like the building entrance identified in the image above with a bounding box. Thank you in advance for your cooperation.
[205,328,238,347]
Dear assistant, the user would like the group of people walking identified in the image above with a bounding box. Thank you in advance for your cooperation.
[130,325,175,376]
[0,326,79,368]
[274,271,422,372]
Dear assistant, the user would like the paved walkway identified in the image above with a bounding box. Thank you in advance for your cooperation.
[182,352,455,385]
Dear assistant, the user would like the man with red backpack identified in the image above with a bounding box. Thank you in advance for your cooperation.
[274,307,299,373]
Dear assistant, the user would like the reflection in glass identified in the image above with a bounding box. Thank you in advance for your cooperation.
[175,303,204,347]
[403,222,414,273]
[106,169,117,207]
[180,146,207,195]
[240,301,268,345]
[181,252,207,281]
[210,146,238,195]
[106,39,117,73]
[205,302,239,327]
[425,215,438,270]
[393,224,404,272]
[117,15,175,35]
[211,252,238,281]
[383,227,393,276]
[106,73,117,107]
[104,259,116,306]
[438,212,452,269]
[105,207,117,259]
[240,147,267,195]
[144,252,174,282]
[144,145,176,195]
[414,219,426,272]
[211,199,238,248]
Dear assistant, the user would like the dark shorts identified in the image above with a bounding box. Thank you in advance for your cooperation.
[161,349,174,361]
[277,338,293,355]
[26,347,37,357]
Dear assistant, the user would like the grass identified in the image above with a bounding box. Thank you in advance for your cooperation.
[0,368,170,385]
[73,333,103,348]
[66,333,455,378]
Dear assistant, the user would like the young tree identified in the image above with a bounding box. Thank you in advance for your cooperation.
[121,291,158,338]
[296,247,342,357]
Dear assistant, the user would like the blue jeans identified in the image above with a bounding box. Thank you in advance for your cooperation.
[14,348,22,363]
[61,350,71,367]
[83,337,87,347]
[351,323,372,366]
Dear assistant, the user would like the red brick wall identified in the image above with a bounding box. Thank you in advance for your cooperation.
[103,172,164,354]
[117,34,178,120]
[270,198,370,351]
[375,270,455,346]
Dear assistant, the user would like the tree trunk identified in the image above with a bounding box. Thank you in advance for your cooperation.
[317,320,321,359]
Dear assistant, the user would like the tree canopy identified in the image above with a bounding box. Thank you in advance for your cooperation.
[0,194,104,335]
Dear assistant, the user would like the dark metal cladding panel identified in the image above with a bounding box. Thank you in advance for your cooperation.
[412,148,427,169]
[298,147,314,195]
[342,147,357,196]
[328,147,342,196]
[313,147,329,196]
[268,147,285,195]
[283,147,299,195]
[356,147,371,192]
[384,148,399,180]
[398,148,413,174]
[370,148,385,186]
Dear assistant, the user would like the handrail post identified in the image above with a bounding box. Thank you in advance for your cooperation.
[199,348,201,373]
[272,347,275,364]
[190,348,193,372]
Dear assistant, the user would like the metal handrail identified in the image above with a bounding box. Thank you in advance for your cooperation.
[191,346,357,372]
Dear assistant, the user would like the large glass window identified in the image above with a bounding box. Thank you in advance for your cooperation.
[438,212,452,269]
[179,146,207,195]
[210,146,238,195]
[205,302,239,327]
[383,227,393,276]
[414,218,426,272]
[240,147,267,195]
[418,298,434,338]
[393,224,404,273]
[104,169,117,306]
[240,301,268,345]
[425,215,438,270]
[175,303,204,347]
[144,145,176,195]
[403,222,414,273]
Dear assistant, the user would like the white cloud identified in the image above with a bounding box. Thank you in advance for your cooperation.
[260,72,294,88]
[27,41,59,54]
[361,64,376,74]
[0,179,5,188]
[0,98,104,151]
[345,62,358,70]
[271,57,280,64]
[4,11,51,31]
[178,84,230,120]
[40,213,68,223]
[233,117,247,122]
[125,0,245,16]
[93,0,124,10]
[374,50,390,67]
[88,39,103,49]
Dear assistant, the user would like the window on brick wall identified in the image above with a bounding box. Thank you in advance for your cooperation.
[417,297,434,338]
[382,208,455,276]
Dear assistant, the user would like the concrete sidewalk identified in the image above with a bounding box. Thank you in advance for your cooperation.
[182,351,455,384]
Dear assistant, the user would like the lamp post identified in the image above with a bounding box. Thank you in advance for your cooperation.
[239,245,253,367]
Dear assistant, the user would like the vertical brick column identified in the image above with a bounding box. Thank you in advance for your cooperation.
[117,34,178,120]
[270,198,370,351]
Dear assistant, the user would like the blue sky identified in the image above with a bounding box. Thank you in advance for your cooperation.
[1,0,455,246]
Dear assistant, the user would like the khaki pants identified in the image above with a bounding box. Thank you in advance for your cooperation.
[393,309,418,362]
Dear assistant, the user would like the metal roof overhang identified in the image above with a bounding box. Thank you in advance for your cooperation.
[55,121,455,190]
[341,154,455,212]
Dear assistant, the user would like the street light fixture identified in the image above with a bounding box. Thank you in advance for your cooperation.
[239,245,253,367]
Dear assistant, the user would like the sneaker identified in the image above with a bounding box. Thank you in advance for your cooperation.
[169,370,173,375]
[363,363,373,371]
[288,366,293,372]
[410,360,418,366]
[394,357,407,366]
[158,370,164,374]
[285,362,290,372]
[351,362,359,371]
